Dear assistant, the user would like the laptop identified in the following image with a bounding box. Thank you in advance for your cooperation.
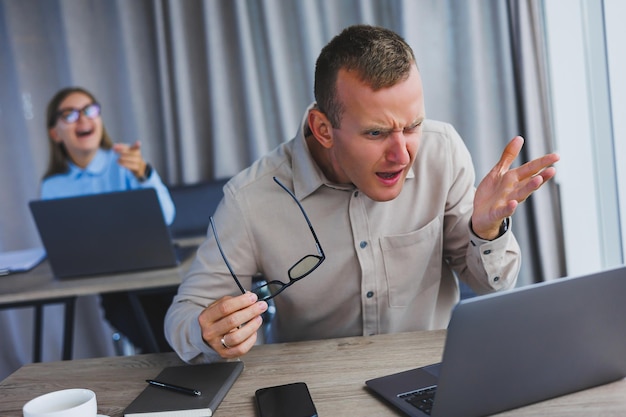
[29,188,194,279]
[366,264,626,417]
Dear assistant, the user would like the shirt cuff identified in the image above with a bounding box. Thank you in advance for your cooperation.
[468,217,516,290]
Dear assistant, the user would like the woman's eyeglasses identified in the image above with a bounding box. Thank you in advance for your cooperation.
[56,103,101,124]
[209,176,325,301]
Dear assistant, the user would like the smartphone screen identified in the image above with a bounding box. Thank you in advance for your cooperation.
[255,382,318,417]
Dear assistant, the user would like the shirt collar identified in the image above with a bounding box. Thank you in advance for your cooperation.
[67,148,110,177]
[291,103,342,201]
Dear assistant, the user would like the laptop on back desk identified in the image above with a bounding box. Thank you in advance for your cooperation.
[29,188,192,278]
[366,264,626,417]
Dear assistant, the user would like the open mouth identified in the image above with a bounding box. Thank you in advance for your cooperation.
[76,128,94,138]
[376,170,402,180]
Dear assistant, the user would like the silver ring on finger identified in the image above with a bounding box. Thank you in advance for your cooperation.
[220,336,232,349]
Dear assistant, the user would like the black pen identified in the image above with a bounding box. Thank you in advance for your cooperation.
[146,379,202,396]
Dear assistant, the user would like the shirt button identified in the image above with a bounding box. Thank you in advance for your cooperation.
[493,276,500,282]
[366,291,374,298]
[354,191,359,197]
[483,249,492,255]
[360,241,367,249]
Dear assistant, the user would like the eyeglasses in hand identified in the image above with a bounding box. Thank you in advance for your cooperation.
[209,176,325,301]
[56,103,101,124]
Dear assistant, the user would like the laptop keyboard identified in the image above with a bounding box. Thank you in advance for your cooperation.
[399,385,437,415]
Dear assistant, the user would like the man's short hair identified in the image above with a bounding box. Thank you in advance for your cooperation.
[314,25,416,127]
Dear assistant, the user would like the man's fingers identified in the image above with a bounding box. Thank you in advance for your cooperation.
[536,166,557,184]
[202,296,266,358]
[497,136,524,171]
[199,293,266,344]
[218,315,262,349]
[207,292,258,323]
[217,323,260,358]
[514,153,560,181]
[510,166,557,204]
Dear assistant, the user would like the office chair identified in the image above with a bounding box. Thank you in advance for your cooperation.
[168,178,230,239]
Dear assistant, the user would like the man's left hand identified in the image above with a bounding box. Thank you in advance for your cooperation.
[471,136,559,240]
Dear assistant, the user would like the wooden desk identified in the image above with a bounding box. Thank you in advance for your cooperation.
[1,330,625,416]
[0,244,197,304]
[0,244,196,361]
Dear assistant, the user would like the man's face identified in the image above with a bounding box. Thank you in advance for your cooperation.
[327,64,425,202]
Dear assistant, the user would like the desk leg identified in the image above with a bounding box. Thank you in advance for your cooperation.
[6,298,76,363]
[62,297,76,360]
[33,304,43,363]
[127,292,160,353]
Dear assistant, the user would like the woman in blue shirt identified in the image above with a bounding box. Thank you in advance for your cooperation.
[42,86,176,353]
[43,87,175,224]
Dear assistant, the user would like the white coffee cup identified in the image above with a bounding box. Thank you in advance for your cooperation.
[23,388,100,417]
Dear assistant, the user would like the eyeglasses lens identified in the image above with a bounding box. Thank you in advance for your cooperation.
[288,255,323,279]
[83,103,100,118]
[59,103,101,124]
[254,282,283,299]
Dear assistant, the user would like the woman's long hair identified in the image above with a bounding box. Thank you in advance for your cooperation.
[43,86,113,179]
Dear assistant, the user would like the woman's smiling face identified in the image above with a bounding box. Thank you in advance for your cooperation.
[48,91,104,167]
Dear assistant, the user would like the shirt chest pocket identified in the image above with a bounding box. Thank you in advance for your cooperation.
[380,216,443,308]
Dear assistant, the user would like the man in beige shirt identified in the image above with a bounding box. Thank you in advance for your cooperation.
[165,25,559,363]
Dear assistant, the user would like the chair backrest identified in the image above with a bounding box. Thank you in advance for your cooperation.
[168,178,229,239]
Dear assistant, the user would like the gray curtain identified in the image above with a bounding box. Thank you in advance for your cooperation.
[506,0,566,282]
[0,0,564,380]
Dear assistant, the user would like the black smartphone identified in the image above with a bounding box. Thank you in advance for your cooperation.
[255,382,318,417]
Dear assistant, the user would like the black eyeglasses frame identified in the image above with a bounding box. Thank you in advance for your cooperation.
[209,176,325,301]
[56,102,101,124]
